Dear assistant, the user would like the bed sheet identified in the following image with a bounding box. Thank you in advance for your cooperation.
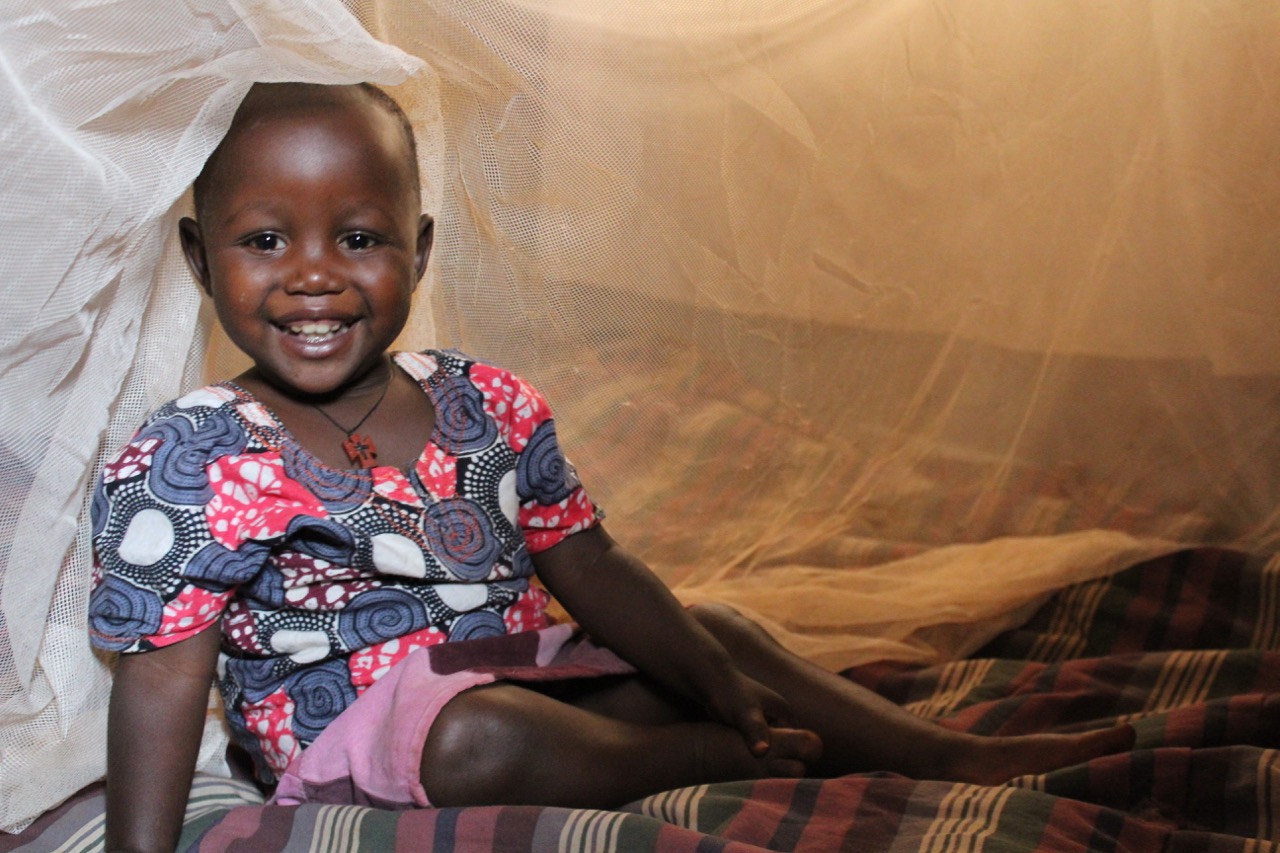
[4,547,1276,852]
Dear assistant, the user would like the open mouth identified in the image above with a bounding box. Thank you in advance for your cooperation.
[277,320,353,343]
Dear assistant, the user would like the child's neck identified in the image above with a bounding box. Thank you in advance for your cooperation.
[230,354,436,472]
[238,356,394,408]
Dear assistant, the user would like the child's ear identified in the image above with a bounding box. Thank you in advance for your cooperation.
[178,217,213,296]
[413,214,434,284]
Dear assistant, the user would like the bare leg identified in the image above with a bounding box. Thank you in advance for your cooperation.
[690,603,1134,783]
[422,606,1132,807]
[420,681,821,808]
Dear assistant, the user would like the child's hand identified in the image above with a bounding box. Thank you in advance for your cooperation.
[534,526,823,774]
[706,670,811,759]
[703,670,822,777]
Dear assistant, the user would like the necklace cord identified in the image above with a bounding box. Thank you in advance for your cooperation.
[311,371,392,437]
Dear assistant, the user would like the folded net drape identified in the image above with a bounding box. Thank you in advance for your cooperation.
[1,0,1276,831]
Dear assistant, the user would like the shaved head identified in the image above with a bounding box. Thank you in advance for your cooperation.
[193,82,419,223]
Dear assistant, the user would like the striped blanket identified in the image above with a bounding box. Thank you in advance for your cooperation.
[6,547,1277,852]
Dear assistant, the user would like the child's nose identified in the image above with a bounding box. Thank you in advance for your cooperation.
[284,246,343,295]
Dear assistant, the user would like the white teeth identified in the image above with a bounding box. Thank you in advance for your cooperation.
[283,321,348,339]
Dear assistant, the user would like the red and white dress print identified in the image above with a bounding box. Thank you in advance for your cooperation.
[88,350,601,781]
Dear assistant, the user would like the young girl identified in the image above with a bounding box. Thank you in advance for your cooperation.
[88,83,1133,853]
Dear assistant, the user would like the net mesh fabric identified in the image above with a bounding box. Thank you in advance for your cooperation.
[1,0,1277,831]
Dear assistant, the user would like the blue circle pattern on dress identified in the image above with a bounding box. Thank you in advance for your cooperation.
[517,419,574,505]
[425,497,501,581]
[494,575,531,594]
[280,443,373,513]
[433,373,498,455]
[139,409,247,506]
[185,540,271,588]
[285,515,358,564]
[284,659,359,742]
[336,586,429,649]
[88,575,164,651]
[449,609,506,641]
[228,656,288,702]
[90,479,110,538]
[242,557,288,608]
[507,547,535,580]
[105,485,206,581]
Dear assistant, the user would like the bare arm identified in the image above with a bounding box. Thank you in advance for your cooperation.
[105,622,222,853]
[533,525,788,754]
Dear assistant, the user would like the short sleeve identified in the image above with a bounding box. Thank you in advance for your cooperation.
[88,402,268,652]
[468,362,602,554]
[515,416,601,553]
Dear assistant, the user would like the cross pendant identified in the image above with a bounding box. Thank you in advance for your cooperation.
[342,433,378,468]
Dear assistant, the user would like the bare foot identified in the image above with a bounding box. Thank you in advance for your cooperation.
[696,724,823,783]
[946,724,1136,785]
[758,727,824,778]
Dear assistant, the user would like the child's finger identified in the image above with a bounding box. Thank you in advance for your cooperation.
[759,693,795,728]
[761,727,823,777]
[749,682,795,729]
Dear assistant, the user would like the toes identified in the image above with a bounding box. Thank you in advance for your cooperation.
[766,727,823,771]
[1056,724,1136,768]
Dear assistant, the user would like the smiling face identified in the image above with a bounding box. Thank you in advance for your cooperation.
[180,84,433,401]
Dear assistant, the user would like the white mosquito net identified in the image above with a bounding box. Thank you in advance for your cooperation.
[1,0,1276,832]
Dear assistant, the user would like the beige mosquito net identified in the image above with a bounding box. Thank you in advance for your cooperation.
[1,0,1276,832]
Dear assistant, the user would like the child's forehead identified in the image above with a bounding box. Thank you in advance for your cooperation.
[196,84,419,215]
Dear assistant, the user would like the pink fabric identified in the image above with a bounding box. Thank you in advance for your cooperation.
[272,624,634,808]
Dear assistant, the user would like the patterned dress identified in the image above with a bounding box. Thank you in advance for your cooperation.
[88,350,601,780]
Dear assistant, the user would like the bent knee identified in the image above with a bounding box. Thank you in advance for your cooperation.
[689,602,771,644]
[420,684,528,806]
[687,602,743,627]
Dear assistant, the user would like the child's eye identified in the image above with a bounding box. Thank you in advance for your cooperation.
[244,233,284,252]
[342,233,380,251]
